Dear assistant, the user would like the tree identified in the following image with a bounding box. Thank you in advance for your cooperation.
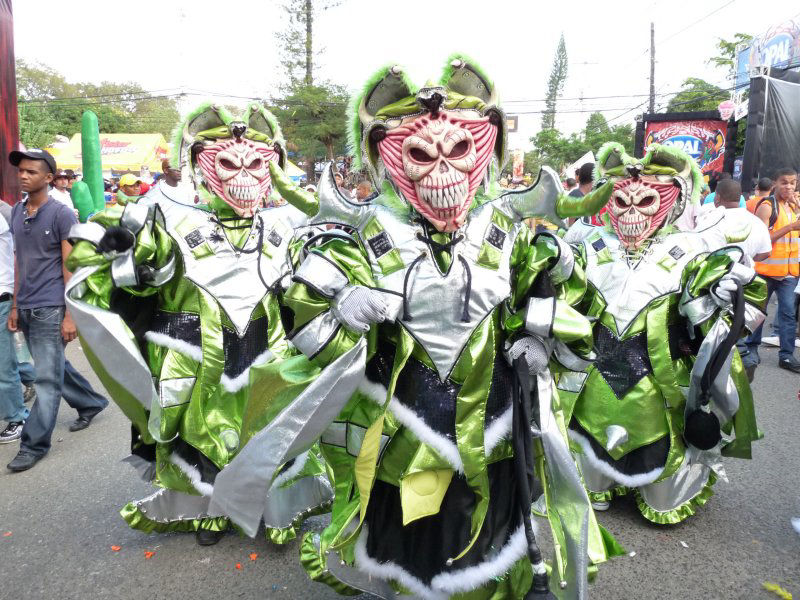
[665,77,728,113]
[273,0,346,180]
[708,33,753,74]
[15,59,180,148]
[541,34,568,131]
[272,83,348,161]
[524,112,634,174]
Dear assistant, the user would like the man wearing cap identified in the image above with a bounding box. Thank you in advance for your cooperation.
[116,174,141,205]
[49,170,74,209]
[6,149,108,472]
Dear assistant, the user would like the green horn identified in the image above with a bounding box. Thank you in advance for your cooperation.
[70,181,95,222]
[80,111,106,214]
[557,180,614,219]
[269,160,318,217]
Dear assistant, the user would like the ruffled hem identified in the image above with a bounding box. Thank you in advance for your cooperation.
[588,485,629,503]
[633,473,717,525]
[299,533,362,596]
[120,502,230,534]
[265,500,332,545]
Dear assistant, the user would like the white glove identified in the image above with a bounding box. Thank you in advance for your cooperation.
[710,262,754,309]
[710,277,738,308]
[506,335,552,375]
[331,285,390,333]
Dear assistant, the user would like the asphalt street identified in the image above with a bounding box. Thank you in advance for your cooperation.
[1,319,798,600]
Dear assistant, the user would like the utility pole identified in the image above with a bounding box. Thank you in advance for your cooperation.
[649,22,655,114]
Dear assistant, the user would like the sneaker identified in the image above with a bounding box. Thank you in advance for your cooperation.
[0,421,24,444]
[22,384,36,403]
[762,335,779,347]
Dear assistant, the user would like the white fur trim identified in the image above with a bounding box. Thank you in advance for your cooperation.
[355,525,447,600]
[431,525,528,594]
[145,331,203,362]
[358,379,464,473]
[569,429,664,488]
[169,453,214,497]
[272,450,310,489]
[220,349,274,393]
[354,523,530,599]
[483,406,512,457]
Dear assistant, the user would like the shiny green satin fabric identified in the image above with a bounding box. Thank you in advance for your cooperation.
[286,224,618,593]
[121,502,230,534]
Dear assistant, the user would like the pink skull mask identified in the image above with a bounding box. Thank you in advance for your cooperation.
[196,138,277,217]
[377,113,497,232]
[609,177,681,249]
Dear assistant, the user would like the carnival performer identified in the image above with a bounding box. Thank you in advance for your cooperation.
[209,56,623,599]
[560,142,765,524]
[64,104,332,546]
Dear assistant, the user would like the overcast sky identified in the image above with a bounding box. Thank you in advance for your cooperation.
[12,0,800,150]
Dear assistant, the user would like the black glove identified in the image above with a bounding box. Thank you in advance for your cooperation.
[98,226,135,254]
[136,265,155,284]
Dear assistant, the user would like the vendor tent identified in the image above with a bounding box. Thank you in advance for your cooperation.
[49,133,169,174]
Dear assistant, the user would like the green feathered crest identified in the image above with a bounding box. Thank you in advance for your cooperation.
[348,54,507,186]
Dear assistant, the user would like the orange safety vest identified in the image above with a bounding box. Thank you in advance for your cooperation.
[755,198,800,277]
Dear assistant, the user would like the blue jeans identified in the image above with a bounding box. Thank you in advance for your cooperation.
[18,361,34,386]
[0,300,28,423]
[744,275,799,363]
[17,306,108,456]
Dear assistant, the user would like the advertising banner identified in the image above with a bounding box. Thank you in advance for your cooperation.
[735,20,800,87]
[644,119,728,175]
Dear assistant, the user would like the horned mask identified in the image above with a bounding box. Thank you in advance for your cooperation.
[175,103,287,217]
[595,142,704,250]
[350,57,506,232]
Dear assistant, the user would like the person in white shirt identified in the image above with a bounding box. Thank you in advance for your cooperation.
[143,158,195,206]
[0,206,31,443]
[693,178,771,262]
[49,170,74,209]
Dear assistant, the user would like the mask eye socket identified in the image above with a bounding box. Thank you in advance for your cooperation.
[409,148,435,163]
[637,196,655,208]
[220,158,238,170]
[615,196,629,209]
[246,158,262,170]
[448,140,470,159]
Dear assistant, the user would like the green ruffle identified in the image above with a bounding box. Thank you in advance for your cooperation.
[588,485,629,503]
[298,533,362,596]
[265,500,333,545]
[633,472,717,525]
[120,502,230,534]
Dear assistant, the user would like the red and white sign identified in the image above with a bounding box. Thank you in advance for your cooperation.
[644,119,728,175]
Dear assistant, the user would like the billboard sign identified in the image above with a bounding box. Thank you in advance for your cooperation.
[644,120,728,174]
[736,20,800,87]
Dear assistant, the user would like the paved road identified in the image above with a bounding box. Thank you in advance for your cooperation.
[1,324,798,600]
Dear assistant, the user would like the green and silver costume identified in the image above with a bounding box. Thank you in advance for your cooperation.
[209,57,623,599]
[64,105,332,541]
[561,142,766,524]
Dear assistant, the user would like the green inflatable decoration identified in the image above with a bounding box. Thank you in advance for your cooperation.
[70,111,106,221]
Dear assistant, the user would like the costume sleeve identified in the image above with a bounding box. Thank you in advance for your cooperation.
[283,236,378,367]
[505,227,593,361]
[678,247,767,454]
[65,202,177,306]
